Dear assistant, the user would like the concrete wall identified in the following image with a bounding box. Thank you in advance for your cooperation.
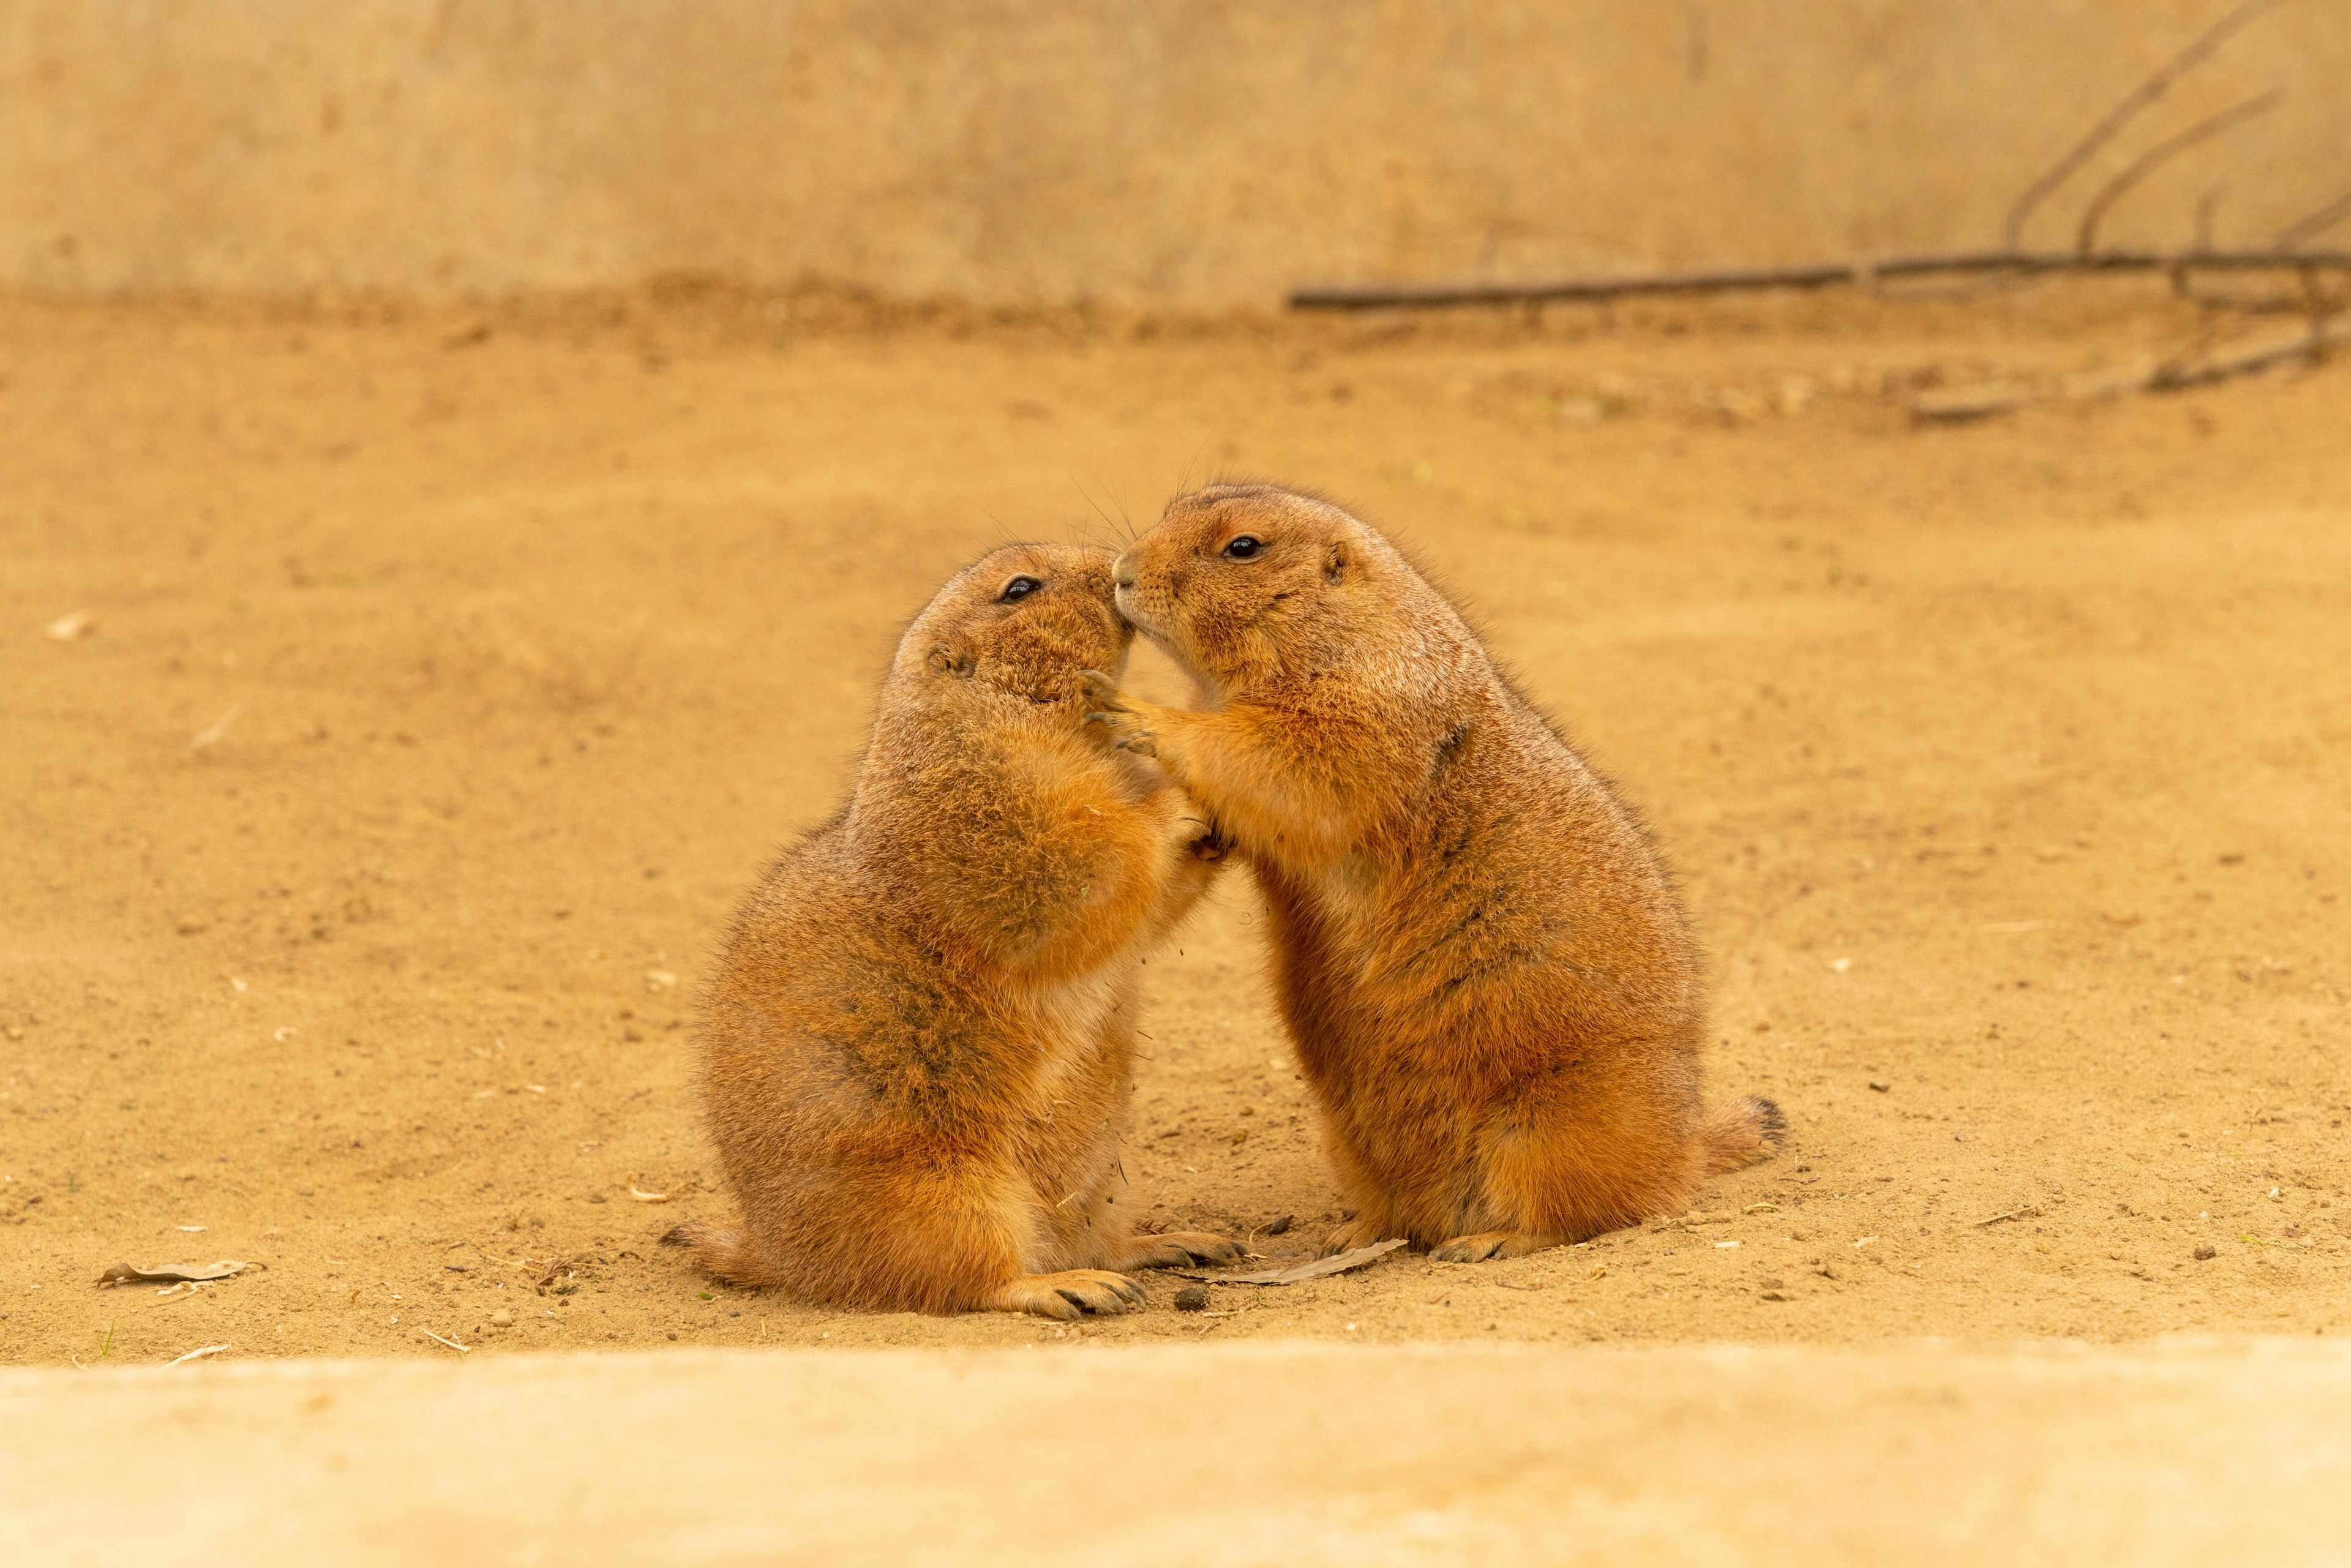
[2,1,2345,306]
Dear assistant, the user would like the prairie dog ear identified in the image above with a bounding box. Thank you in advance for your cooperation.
[926,641,974,678]
[1323,540,1350,585]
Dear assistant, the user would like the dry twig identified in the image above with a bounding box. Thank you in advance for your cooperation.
[2275,183,2351,250]
[2074,90,2281,255]
[1916,310,2350,419]
[1288,249,2351,310]
[2004,0,2294,249]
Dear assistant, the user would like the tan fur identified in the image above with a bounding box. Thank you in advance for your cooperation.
[673,542,1242,1318]
[1087,484,1785,1261]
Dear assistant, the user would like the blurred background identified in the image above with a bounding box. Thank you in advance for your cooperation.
[7,0,2348,302]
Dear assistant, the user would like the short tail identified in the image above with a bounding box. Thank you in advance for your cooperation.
[1697,1095,1788,1175]
[661,1218,784,1288]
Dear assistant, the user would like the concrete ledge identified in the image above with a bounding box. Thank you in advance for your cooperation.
[3,1339,2344,1564]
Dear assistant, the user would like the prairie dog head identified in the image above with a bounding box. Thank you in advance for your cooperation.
[892,542,1131,715]
[1114,484,1423,697]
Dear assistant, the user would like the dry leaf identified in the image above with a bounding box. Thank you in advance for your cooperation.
[1174,1237,1408,1286]
[96,1259,263,1288]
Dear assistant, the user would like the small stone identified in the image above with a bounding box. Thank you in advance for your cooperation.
[2194,1245,2218,1261]
[667,1331,678,1340]
[1868,1081,1891,1093]
[1265,1214,1294,1236]
[1173,1286,1210,1312]
[489,1308,514,1327]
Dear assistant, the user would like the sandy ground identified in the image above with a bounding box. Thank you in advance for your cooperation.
[2,283,2346,1370]
[8,1339,2351,1565]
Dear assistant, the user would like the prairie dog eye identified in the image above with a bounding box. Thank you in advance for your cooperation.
[1222,535,1262,560]
[999,576,1042,602]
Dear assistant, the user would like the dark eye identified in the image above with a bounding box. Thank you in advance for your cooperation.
[1222,536,1262,560]
[999,576,1041,602]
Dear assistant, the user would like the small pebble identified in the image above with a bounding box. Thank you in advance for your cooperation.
[1173,1286,1210,1312]
[489,1308,514,1327]
[1266,1214,1294,1236]
[2194,1245,2217,1261]
[1869,1081,1891,1093]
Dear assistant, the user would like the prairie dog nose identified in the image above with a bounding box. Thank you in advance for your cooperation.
[1112,552,1137,590]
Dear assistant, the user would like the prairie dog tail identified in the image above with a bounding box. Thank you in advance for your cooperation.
[661,1219,786,1288]
[1697,1095,1788,1174]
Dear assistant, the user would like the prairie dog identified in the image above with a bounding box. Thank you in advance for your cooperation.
[1085,484,1782,1261]
[670,542,1241,1317]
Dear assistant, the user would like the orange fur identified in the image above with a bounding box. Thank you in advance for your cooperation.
[1089,485,1785,1260]
[678,543,1242,1318]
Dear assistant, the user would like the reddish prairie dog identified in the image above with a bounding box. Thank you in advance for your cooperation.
[670,543,1242,1318]
[1086,484,1783,1261]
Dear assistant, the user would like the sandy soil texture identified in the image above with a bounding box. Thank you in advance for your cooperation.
[8,1340,2350,1565]
[2,285,2345,1365]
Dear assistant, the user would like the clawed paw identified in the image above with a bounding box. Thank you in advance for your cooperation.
[1076,669,1127,709]
[994,1269,1147,1321]
[1430,1231,1557,1263]
[1183,821,1230,861]
[1077,670,1161,756]
[1082,709,1158,757]
[1320,1217,1390,1257]
[1119,1231,1247,1270]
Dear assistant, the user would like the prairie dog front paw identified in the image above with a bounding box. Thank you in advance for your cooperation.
[1079,669,1161,756]
[1182,817,1229,861]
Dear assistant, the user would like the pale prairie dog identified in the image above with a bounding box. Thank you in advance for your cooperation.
[1084,484,1783,1261]
[669,542,1242,1318]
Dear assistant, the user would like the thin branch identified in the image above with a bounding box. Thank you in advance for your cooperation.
[1287,248,2351,310]
[2003,0,2293,250]
[2274,182,2351,250]
[2075,90,2281,255]
[2195,186,2226,250]
[2176,284,2323,312]
[1915,309,2350,421]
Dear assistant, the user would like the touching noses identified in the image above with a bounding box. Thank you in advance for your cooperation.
[1112,553,1137,591]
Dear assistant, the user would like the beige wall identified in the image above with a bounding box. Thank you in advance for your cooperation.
[3,1,2345,306]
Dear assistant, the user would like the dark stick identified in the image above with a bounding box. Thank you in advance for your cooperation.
[2274,183,2351,250]
[2001,0,2292,250]
[1286,249,2351,311]
[2074,90,2281,255]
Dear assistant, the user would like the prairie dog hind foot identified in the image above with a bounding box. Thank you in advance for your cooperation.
[1115,1231,1246,1270]
[991,1270,1148,1321]
[1319,1214,1401,1257]
[1429,1230,1562,1264]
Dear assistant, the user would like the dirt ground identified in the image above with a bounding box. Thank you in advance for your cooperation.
[3,282,2345,1367]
